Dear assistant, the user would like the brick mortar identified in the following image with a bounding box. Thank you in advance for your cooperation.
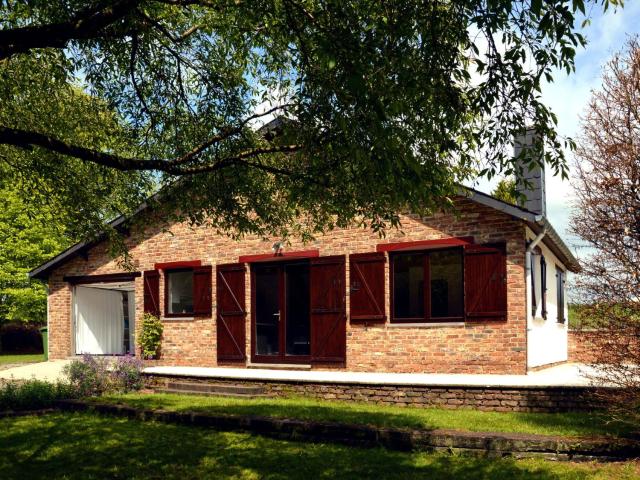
[46,197,529,374]
[143,374,608,413]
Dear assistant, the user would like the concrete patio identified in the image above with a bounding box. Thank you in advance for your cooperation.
[0,360,609,387]
[144,362,607,388]
[0,359,71,383]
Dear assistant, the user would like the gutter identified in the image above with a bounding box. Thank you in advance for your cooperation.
[526,229,546,326]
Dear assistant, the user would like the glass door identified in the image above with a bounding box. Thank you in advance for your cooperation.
[253,262,310,362]
[254,265,281,356]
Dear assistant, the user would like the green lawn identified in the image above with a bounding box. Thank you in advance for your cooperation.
[1,412,638,480]
[96,392,633,438]
[0,353,44,365]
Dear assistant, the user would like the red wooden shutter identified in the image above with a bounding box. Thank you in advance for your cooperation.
[193,265,212,317]
[143,270,160,316]
[310,255,346,363]
[464,243,507,322]
[216,263,246,362]
[349,252,386,322]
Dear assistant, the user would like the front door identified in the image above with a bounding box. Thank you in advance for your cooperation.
[253,262,311,363]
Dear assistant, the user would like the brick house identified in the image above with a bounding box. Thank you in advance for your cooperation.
[30,157,579,375]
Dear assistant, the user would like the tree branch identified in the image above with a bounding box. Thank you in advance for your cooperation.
[0,0,142,60]
[0,125,302,177]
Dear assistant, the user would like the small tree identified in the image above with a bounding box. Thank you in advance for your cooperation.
[138,314,163,360]
[491,178,519,205]
[570,38,640,423]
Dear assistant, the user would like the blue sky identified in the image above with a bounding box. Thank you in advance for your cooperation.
[472,2,640,258]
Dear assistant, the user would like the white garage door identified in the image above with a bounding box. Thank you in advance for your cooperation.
[75,286,126,355]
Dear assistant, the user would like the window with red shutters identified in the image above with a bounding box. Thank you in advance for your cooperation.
[464,243,507,322]
[349,252,386,322]
[216,263,247,362]
[143,270,160,316]
[193,265,212,317]
[390,248,464,323]
[310,255,346,363]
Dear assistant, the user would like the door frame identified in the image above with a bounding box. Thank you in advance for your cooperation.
[250,260,311,364]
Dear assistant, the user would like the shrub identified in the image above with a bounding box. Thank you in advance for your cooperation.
[63,354,112,397]
[0,379,77,411]
[111,355,144,392]
[138,313,163,359]
[63,354,144,397]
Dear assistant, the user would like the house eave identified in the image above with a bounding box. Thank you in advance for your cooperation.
[460,187,580,273]
[30,185,580,280]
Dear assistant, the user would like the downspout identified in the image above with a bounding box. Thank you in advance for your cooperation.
[526,228,547,325]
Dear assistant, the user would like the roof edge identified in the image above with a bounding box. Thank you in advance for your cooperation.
[30,185,580,280]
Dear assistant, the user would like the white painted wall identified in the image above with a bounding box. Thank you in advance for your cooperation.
[526,227,569,368]
[74,286,125,355]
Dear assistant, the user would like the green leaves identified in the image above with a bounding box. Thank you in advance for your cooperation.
[0,166,69,324]
[0,0,613,253]
[138,313,163,360]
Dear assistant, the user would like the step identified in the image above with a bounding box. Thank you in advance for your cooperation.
[166,381,265,396]
[156,388,271,399]
[247,363,312,370]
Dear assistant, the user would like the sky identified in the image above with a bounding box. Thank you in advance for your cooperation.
[470,2,640,259]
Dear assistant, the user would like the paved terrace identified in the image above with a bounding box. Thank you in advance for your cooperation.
[0,360,610,387]
[144,363,607,387]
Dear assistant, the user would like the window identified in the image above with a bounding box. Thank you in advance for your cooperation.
[391,249,463,322]
[392,253,424,320]
[530,254,537,316]
[430,250,464,318]
[166,269,194,315]
[556,267,566,323]
[540,255,547,319]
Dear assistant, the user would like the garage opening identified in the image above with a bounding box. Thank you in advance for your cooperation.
[73,281,136,355]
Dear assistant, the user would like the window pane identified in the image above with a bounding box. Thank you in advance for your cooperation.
[285,263,310,356]
[393,254,424,319]
[557,269,565,322]
[430,250,463,318]
[168,270,193,314]
[255,266,280,355]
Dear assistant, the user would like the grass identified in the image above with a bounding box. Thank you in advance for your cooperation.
[95,392,633,438]
[0,353,44,365]
[1,412,638,480]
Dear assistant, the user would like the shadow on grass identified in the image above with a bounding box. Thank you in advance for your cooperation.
[0,412,618,480]
[96,393,631,438]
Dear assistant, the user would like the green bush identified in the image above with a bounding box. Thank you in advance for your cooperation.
[138,313,163,359]
[0,379,77,411]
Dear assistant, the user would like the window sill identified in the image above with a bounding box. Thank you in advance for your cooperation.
[388,322,465,328]
[161,316,195,321]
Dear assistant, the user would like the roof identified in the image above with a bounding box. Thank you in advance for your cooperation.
[29,186,580,280]
[461,187,581,272]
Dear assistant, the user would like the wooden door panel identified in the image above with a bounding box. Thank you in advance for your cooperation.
[216,263,247,362]
[310,256,346,363]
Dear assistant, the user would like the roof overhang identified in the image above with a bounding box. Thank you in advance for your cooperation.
[29,184,581,280]
[461,187,581,273]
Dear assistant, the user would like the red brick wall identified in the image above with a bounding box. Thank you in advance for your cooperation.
[567,330,595,363]
[46,197,528,374]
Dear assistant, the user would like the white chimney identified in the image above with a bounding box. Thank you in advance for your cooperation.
[514,129,546,216]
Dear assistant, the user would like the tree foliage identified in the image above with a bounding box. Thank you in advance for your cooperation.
[0,0,617,245]
[0,165,69,324]
[570,38,640,423]
[491,178,519,205]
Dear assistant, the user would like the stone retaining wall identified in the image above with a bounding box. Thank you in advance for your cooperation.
[144,374,607,413]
